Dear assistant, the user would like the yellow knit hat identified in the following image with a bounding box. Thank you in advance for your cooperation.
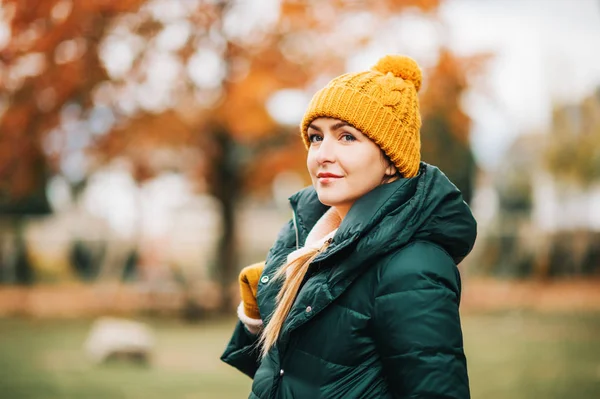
[300,55,423,178]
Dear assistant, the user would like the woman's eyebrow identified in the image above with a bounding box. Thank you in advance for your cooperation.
[308,123,322,132]
[331,122,353,131]
[308,122,354,132]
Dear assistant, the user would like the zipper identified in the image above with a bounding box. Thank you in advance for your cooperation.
[292,210,299,250]
[321,237,333,251]
[312,234,357,264]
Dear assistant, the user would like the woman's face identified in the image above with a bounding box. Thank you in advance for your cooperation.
[306,117,397,218]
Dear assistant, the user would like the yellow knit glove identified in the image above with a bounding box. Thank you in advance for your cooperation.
[239,261,265,320]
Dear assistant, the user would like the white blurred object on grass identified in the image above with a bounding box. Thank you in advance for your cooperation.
[84,317,155,364]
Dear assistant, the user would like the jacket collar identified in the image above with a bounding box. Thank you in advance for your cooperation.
[288,162,476,266]
[288,163,424,263]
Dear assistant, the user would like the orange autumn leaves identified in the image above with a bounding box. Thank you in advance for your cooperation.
[0,0,480,204]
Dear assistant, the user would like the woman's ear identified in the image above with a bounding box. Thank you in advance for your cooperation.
[384,163,397,177]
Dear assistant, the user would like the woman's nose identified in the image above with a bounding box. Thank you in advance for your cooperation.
[315,137,336,164]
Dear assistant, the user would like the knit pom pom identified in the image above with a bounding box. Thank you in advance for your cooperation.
[372,55,422,92]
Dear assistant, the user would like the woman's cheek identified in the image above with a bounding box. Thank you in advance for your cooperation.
[306,152,317,175]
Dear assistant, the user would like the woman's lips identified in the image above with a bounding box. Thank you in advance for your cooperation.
[317,173,343,184]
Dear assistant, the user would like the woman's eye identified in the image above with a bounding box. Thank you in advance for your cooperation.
[308,134,322,143]
[341,133,356,142]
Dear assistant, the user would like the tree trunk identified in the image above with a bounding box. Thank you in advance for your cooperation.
[12,217,34,285]
[211,130,240,313]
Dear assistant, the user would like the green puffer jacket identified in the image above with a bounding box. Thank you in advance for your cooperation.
[221,162,477,398]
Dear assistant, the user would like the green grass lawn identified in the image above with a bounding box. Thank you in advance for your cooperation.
[0,312,599,398]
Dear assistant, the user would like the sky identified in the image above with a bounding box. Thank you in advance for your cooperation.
[440,0,600,169]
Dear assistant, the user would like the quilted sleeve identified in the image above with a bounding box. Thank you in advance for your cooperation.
[372,241,470,399]
[220,320,262,379]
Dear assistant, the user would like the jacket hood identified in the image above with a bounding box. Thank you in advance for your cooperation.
[289,162,477,266]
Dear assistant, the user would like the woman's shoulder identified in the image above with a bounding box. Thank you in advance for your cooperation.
[373,240,460,293]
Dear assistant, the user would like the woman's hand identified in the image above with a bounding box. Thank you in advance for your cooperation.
[237,261,265,334]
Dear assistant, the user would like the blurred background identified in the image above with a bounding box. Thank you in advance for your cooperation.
[0,0,599,398]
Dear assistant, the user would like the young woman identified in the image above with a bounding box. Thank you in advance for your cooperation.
[221,55,477,399]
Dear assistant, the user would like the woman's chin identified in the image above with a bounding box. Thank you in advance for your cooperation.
[315,192,345,208]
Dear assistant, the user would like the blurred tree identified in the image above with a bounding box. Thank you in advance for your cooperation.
[420,49,490,204]
[475,89,600,280]
[0,0,146,283]
[544,89,600,186]
[538,89,600,279]
[0,0,147,211]
[0,0,485,311]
